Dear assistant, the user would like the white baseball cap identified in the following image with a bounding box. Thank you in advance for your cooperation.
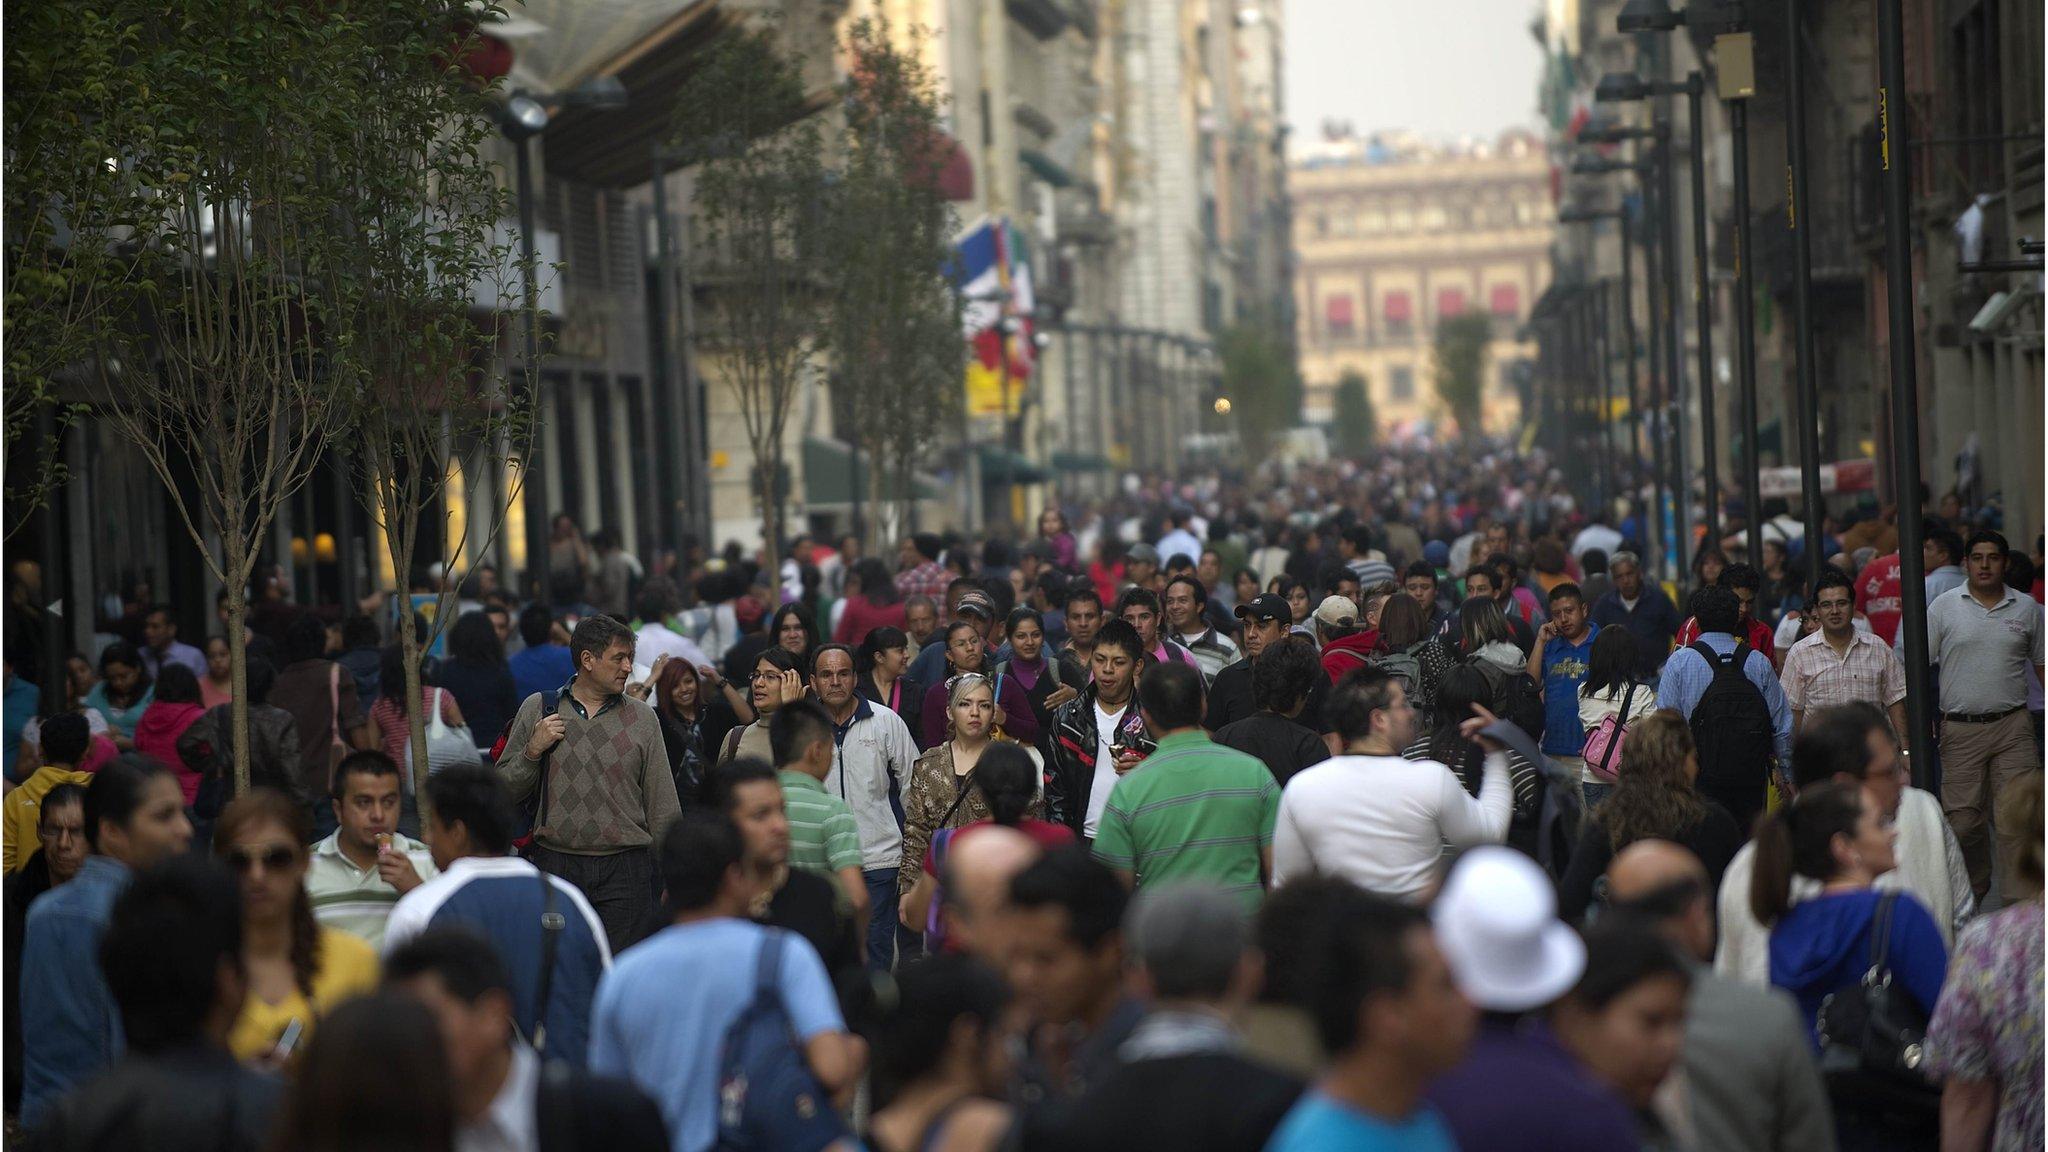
[1432,847,1586,1012]
[1311,595,1360,628]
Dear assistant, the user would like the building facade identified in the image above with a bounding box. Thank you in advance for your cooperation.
[1291,130,1553,436]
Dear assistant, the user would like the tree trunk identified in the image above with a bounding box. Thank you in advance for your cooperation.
[223,533,252,797]
[399,596,428,817]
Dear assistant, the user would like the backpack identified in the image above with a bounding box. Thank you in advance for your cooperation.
[1367,650,1421,696]
[1579,682,1641,784]
[1468,657,1546,745]
[715,930,850,1152]
[488,690,561,849]
[1684,641,1775,794]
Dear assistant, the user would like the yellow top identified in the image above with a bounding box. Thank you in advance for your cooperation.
[2,766,93,874]
[227,926,380,1061]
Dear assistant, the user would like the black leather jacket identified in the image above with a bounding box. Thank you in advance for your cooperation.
[1044,686,1157,837]
[24,1045,281,1152]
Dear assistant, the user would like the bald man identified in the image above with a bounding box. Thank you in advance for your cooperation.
[903,825,1041,964]
[1606,841,1835,1152]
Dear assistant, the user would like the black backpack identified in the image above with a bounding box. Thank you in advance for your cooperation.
[1469,656,1547,745]
[1685,641,1775,793]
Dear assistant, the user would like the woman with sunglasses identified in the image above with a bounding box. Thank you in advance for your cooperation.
[215,788,378,1064]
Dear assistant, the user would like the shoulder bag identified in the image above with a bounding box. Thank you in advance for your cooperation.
[1815,893,1941,1126]
[1579,682,1638,784]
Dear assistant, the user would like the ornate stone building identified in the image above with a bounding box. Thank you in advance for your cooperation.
[1291,129,1553,437]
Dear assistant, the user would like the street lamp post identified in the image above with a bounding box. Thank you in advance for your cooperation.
[1877,0,1933,779]
[1559,202,1644,528]
[1783,0,1826,591]
[497,79,629,602]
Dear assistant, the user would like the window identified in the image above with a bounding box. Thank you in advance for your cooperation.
[1489,285,1521,317]
[1436,288,1467,320]
[1390,366,1416,401]
[1360,211,1387,233]
[1420,206,1447,230]
[1325,294,1356,337]
[1383,291,1413,332]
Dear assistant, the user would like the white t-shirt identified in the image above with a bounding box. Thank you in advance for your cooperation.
[1085,702,1124,838]
[1271,752,1513,903]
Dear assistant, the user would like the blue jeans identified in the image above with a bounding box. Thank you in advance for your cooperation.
[1581,780,1614,811]
[863,868,900,972]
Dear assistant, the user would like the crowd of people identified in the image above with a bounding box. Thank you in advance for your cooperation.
[1,442,2042,1152]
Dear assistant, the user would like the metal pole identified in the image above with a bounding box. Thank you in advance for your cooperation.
[1687,77,1721,551]
[36,404,67,712]
[1642,157,1670,580]
[1784,0,1826,591]
[514,134,550,605]
[1731,99,1764,572]
[650,158,685,561]
[1620,207,1642,500]
[1658,115,1693,582]
[1597,284,1616,510]
[1877,0,1932,780]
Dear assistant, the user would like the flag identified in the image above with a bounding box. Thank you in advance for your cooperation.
[954,217,1035,417]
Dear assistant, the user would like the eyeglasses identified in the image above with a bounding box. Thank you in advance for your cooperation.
[224,845,298,874]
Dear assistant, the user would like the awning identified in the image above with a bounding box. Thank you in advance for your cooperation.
[540,1,738,187]
[1436,288,1467,318]
[977,446,1050,484]
[1383,291,1412,323]
[802,437,944,508]
[1019,148,1074,189]
[1489,284,1521,316]
[1325,294,1355,328]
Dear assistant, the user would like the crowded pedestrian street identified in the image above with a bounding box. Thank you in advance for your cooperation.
[4,0,2043,1149]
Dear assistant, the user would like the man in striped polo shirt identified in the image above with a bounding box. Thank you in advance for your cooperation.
[306,750,437,949]
[769,699,870,924]
[1091,661,1280,910]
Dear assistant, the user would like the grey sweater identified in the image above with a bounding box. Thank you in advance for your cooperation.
[495,690,681,856]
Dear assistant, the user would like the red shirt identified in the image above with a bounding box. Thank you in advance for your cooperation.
[1855,552,1903,644]
[832,597,905,648]
[1673,615,1776,663]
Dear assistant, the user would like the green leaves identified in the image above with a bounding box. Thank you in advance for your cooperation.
[1333,370,1376,458]
[1431,312,1493,441]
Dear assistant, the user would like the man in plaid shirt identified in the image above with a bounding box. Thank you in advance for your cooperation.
[894,532,953,600]
[1778,568,1907,737]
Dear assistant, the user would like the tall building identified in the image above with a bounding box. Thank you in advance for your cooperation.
[1291,129,1553,436]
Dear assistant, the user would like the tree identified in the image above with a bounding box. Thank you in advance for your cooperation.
[333,3,532,807]
[1331,370,1376,458]
[819,20,964,542]
[1217,320,1302,460]
[47,0,434,791]
[1433,312,1493,440]
[670,24,825,572]
[3,6,157,539]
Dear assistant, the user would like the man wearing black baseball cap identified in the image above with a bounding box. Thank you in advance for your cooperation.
[1204,594,1331,734]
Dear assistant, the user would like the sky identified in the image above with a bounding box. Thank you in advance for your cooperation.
[1283,0,1547,146]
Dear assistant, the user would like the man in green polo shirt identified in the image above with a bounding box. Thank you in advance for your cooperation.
[770,699,870,922]
[1092,661,1279,910]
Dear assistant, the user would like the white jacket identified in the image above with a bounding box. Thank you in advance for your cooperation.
[820,698,920,871]
[1715,786,1974,984]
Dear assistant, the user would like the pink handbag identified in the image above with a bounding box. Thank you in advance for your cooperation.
[1580,682,1640,784]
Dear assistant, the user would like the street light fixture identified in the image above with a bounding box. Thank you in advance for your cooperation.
[1594,71,1720,555]
[1616,0,1683,32]
[1556,203,1643,506]
[499,73,633,602]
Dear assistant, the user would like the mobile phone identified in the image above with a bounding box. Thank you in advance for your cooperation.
[273,1017,305,1059]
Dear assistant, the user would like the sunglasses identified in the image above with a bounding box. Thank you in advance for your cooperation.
[225,845,299,874]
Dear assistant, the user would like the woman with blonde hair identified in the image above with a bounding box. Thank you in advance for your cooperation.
[897,673,1042,900]
[213,788,379,1062]
[1555,709,1743,921]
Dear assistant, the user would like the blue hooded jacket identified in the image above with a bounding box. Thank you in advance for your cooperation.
[1767,888,1948,1049]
